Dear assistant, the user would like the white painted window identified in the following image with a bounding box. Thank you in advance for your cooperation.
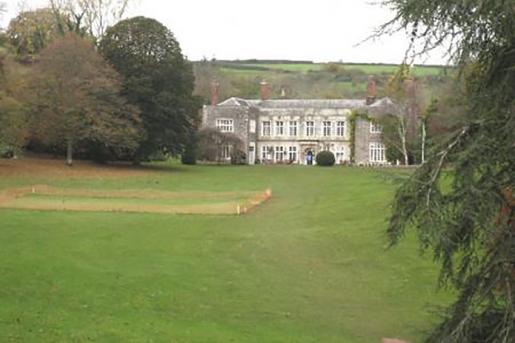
[261,145,272,161]
[216,119,234,133]
[275,121,285,136]
[335,146,345,164]
[370,122,382,133]
[220,145,232,160]
[369,142,386,163]
[289,121,298,136]
[262,121,271,136]
[336,121,346,137]
[249,120,256,133]
[275,146,285,162]
[305,121,315,137]
[323,121,332,137]
[288,146,297,162]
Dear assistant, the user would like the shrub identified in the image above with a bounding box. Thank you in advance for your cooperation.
[316,151,335,166]
[181,136,197,165]
[230,149,246,165]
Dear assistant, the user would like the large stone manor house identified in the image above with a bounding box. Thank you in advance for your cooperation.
[202,77,399,165]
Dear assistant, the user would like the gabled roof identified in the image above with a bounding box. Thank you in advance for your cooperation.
[217,97,254,107]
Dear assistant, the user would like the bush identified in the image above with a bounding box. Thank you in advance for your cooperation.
[316,151,335,166]
[181,136,197,165]
[230,149,247,165]
[181,150,197,165]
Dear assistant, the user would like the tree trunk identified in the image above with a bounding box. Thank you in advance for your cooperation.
[397,117,409,165]
[421,120,427,164]
[66,137,73,166]
[401,135,409,165]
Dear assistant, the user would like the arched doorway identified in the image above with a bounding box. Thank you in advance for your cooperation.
[306,149,314,165]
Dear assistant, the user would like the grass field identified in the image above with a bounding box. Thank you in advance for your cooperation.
[0,158,452,342]
[219,62,445,77]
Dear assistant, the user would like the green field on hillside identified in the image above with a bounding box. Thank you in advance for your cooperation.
[0,161,452,342]
[218,62,446,76]
[195,60,452,100]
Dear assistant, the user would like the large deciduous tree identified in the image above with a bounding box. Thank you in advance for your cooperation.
[29,32,142,165]
[381,0,514,342]
[99,16,201,162]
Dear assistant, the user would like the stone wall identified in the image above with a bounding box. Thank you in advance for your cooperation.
[354,118,383,164]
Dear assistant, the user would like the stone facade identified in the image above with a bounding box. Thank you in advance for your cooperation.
[201,80,398,165]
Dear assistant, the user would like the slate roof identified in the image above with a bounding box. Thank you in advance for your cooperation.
[216,97,392,109]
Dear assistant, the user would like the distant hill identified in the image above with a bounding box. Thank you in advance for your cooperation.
[192,60,454,103]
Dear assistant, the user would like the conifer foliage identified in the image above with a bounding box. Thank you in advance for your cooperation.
[382,1,514,342]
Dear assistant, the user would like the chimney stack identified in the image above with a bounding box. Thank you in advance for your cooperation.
[280,87,287,99]
[260,80,271,101]
[403,77,417,100]
[366,75,376,105]
[211,80,220,105]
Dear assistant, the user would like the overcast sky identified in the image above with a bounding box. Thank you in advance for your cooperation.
[1,0,448,65]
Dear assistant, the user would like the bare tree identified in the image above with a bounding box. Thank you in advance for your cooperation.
[49,0,131,38]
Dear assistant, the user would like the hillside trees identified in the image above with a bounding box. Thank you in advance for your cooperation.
[383,0,514,341]
[6,8,69,63]
[99,16,201,162]
[28,33,142,165]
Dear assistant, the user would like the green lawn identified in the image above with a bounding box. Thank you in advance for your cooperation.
[0,162,452,342]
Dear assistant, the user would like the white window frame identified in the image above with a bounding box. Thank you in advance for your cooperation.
[220,145,232,160]
[262,121,271,136]
[275,146,285,162]
[305,121,315,137]
[216,119,234,133]
[370,122,382,133]
[336,121,346,137]
[249,120,256,134]
[261,145,273,161]
[369,142,386,163]
[335,146,345,164]
[323,121,332,137]
[289,121,298,137]
[288,146,297,162]
[275,121,285,136]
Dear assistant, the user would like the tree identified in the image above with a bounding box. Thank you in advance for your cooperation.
[99,16,200,162]
[28,33,142,165]
[419,98,438,164]
[49,0,131,39]
[379,65,420,165]
[381,0,514,342]
[197,128,244,164]
[6,8,68,63]
[0,55,29,157]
